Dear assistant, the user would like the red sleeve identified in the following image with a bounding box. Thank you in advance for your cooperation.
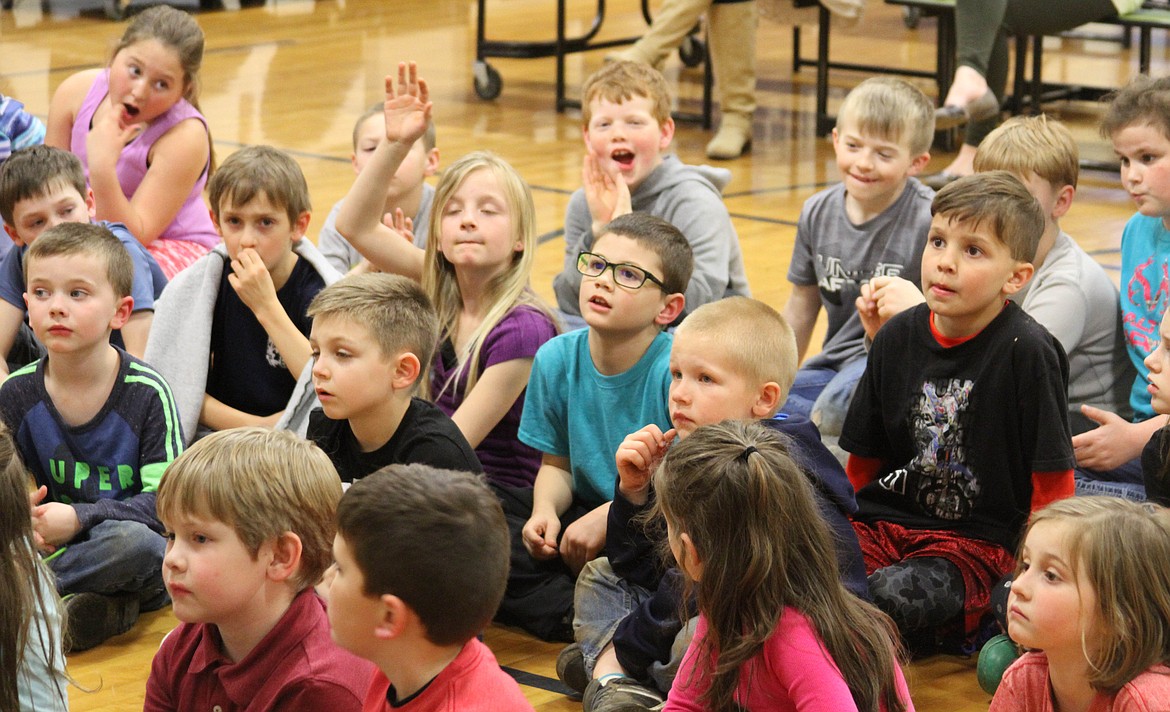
[845,455,883,493]
[1030,470,1074,512]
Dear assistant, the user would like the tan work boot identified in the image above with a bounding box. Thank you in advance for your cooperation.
[606,0,714,70]
[704,0,757,159]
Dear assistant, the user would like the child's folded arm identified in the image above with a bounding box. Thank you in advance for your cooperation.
[606,485,660,586]
[200,393,283,431]
[71,492,164,534]
[227,251,312,378]
[450,358,534,449]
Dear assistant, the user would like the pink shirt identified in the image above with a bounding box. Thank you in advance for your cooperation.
[144,589,375,712]
[665,608,915,712]
[71,70,220,249]
[991,652,1170,712]
[361,638,534,712]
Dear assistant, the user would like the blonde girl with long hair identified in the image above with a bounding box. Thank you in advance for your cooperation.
[990,496,1170,711]
[654,420,913,712]
[333,63,558,488]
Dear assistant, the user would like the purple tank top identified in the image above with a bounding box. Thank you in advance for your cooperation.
[71,70,220,249]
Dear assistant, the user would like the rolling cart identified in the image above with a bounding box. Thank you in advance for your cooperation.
[473,0,713,126]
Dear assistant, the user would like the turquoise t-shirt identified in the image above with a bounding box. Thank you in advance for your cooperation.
[519,329,673,509]
[1119,213,1170,420]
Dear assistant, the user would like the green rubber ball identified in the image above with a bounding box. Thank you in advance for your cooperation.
[977,634,1019,695]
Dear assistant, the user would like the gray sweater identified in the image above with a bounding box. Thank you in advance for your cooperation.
[554,154,750,316]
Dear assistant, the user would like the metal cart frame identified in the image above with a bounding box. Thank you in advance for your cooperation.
[474,0,713,127]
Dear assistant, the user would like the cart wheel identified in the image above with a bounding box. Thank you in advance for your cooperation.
[902,6,921,29]
[473,62,502,101]
[679,35,705,68]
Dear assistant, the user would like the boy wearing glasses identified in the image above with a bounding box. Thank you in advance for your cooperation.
[496,214,691,642]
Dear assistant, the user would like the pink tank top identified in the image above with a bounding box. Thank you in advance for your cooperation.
[71,70,220,249]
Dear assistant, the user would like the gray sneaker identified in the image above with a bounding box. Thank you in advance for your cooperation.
[583,676,664,712]
[556,642,589,695]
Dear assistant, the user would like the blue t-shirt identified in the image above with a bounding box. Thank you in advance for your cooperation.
[519,329,673,509]
[0,221,166,347]
[1119,213,1170,420]
[0,348,184,533]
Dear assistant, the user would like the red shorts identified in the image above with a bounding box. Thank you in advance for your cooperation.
[852,519,1016,632]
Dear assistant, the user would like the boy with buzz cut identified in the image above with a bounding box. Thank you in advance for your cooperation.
[556,297,868,711]
[782,76,935,430]
[318,100,439,275]
[328,464,535,712]
[0,222,183,653]
[840,171,1075,648]
[305,272,481,483]
[145,427,374,712]
[498,213,691,642]
[552,60,749,327]
[0,145,166,373]
[145,145,341,444]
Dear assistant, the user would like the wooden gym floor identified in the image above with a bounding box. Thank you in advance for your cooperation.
[1,0,1161,709]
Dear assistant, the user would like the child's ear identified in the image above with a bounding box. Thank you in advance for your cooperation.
[657,117,676,151]
[751,381,783,419]
[109,295,134,330]
[266,531,304,583]
[1052,185,1076,220]
[292,211,312,242]
[374,594,410,640]
[391,351,422,390]
[655,293,686,327]
[209,209,221,235]
[1001,261,1035,296]
[4,224,24,247]
[84,188,97,221]
[907,151,932,177]
[679,532,703,582]
[424,148,440,177]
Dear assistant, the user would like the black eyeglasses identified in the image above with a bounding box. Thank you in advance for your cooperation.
[576,251,666,291]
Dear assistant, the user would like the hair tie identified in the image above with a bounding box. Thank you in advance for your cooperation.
[739,445,758,462]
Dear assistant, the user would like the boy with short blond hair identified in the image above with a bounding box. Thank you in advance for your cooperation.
[145,145,341,444]
[329,464,534,711]
[318,102,439,274]
[499,213,692,642]
[0,222,183,652]
[840,171,1075,647]
[782,77,935,429]
[558,296,866,710]
[305,272,480,483]
[0,145,166,371]
[552,61,749,327]
[145,427,373,711]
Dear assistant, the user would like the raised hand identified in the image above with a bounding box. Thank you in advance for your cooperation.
[383,61,432,149]
[583,153,632,231]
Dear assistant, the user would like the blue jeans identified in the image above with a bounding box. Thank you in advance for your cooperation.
[782,357,868,433]
[573,557,692,693]
[47,520,169,610]
[810,357,868,437]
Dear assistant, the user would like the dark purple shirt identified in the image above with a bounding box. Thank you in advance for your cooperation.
[431,305,557,488]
